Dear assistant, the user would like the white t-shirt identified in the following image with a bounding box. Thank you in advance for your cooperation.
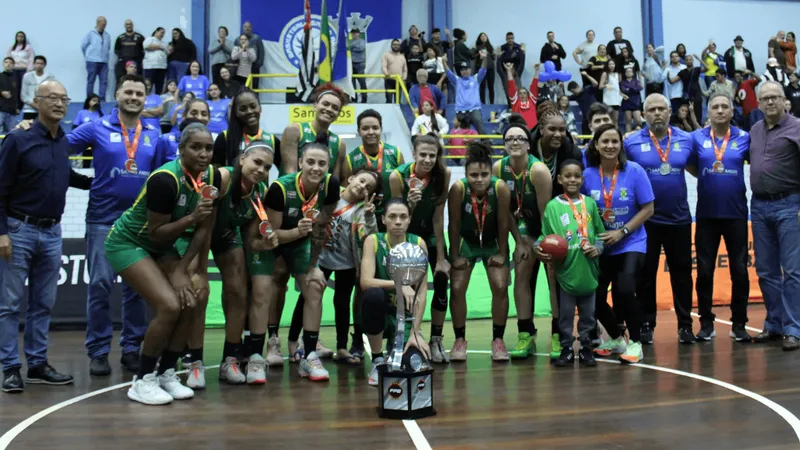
[576,41,598,67]
[319,198,359,270]
[663,64,686,100]
[142,37,168,69]
[733,48,747,72]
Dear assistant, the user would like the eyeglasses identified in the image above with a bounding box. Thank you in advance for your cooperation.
[759,95,784,104]
[504,136,529,143]
[36,95,71,105]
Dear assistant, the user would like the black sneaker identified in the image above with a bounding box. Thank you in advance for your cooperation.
[753,330,783,343]
[120,351,140,372]
[349,333,365,359]
[783,335,800,351]
[640,323,654,345]
[25,364,73,385]
[589,329,601,348]
[579,347,597,367]
[729,324,752,342]
[90,355,111,376]
[554,348,575,367]
[678,327,696,344]
[695,323,716,341]
[2,368,23,393]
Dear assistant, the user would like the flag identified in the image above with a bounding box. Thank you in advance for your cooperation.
[295,0,317,102]
[317,0,332,83]
[332,0,354,98]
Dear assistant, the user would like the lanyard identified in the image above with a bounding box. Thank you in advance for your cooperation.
[470,192,488,247]
[298,173,319,214]
[648,127,672,164]
[118,114,142,161]
[181,163,206,193]
[361,143,384,173]
[332,202,357,218]
[710,127,731,162]
[508,158,527,214]
[598,164,619,211]
[564,194,588,242]
[243,129,263,147]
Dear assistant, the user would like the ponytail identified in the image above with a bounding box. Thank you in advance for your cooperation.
[412,134,446,199]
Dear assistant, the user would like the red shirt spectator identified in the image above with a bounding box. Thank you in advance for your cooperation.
[508,77,539,129]
[418,84,435,114]
[448,114,479,160]
[737,78,759,116]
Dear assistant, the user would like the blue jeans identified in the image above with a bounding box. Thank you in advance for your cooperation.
[0,217,62,371]
[0,111,18,135]
[751,194,800,336]
[85,223,147,359]
[86,61,109,100]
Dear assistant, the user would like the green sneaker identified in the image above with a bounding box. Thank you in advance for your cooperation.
[509,332,535,359]
[593,336,627,357]
[550,333,561,360]
[620,341,643,364]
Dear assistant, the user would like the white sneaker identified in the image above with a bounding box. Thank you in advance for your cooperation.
[158,369,194,400]
[266,336,284,366]
[246,353,267,385]
[299,351,330,381]
[219,356,246,384]
[368,356,385,386]
[127,373,173,405]
[430,336,450,363]
[186,361,205,390]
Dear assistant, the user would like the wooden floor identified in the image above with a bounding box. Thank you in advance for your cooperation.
[1,307,800,449]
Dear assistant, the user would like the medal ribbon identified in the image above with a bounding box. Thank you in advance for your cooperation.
[361,143,384,173]
[119,113,142,161]
[564,194,589,241]
[409,162,430,188]
[298,173,320,214]
[181,163,207,194]
[243,129,263,147]
[470,192,488,242]
[599,164,619,212]
[710,127,731,163]
[508,159,527,212]
[332,202,357,218]
[648,127,672,164]
[246,186,268,222]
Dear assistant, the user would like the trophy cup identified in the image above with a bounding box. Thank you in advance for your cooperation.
[377,242,436,420]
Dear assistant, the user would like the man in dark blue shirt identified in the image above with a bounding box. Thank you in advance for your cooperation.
[0,80,74,394]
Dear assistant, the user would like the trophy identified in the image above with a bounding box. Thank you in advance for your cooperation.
[377,242,436,420]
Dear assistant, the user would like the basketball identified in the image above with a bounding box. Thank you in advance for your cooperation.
[540,234,568,262]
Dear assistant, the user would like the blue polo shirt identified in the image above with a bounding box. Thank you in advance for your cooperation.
[623,126,696,225]
[208,98,230,136]
[142,93,162,131]
[690,126,750,220]
[73,109,102,128]
[68,109,166,224]
[582,161,655,255]
[178,75,211,100]
[445,68,486,112]
[158,128,181,164]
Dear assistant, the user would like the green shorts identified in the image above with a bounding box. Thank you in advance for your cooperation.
[104,232,166,273]
[455,238,510,268]
[174,226,243,258]
[517,219,541,238]
[245,248,275,276]
[273,240,312,276]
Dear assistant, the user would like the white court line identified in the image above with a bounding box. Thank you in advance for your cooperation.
[403,420,433,450]
[689,311,764,333]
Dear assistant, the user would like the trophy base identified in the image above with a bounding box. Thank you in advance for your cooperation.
[376,365,436,420]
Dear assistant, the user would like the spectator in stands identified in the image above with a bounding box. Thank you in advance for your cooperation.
[607,26,634,60]
[7,31,34,111]
[0,58,19,134]
[73,94,103,129]
[411,100,449,138]
[781,32,797,73]
[0,79,75,393]
[208,26,233,85]
[407,44,424,86]
[21,56,55,121]
[734,70,762,130]
[573,30,597,69]
[159,79,178,133]
[786,72,800,116]
[231,34,257,85]
[505,62,538,130]
[447,112,477,165]
[675,44,688,65]
[473,33,496,105]
[170,91,195,130]
[143,28,168,95]
[557,95,578,139]
[81,18,110,100]
[724,36,755,77]
[671,100,700,132]
[701,41,723,87]
[769,31,786,70]
[141,79,164,132]
[401,25,425,58]
[600,60,621,124]
[749,81,800,349]
[567,81,593,134]
[663,51,686,112]
[539,31,567,71]
[216,67,239,100]
[764,57,790,87]
[498,32,525,103]
[621,67,643,132]
[429,28,451,57]
[447,54,488,135]
[452,29,472,68]
[381,39,406,103]
[410,69,444,114]
[350,28,367,103]
[114,19,145,80]
[617,47,640,77]
[682,55,705,121]
[422,45,446,93]
[582,45,609,103]
[642,44,665,97]
[206,84,230,138]
[242,21,264,90]
[178,61,210,100]
[125,61,138,76]
[707,69,735,99]
[167,28,196,85]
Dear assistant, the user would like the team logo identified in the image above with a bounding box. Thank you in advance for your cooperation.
[640,143,650,152]
[144,135,151,146]
[416,379,426,391]
[279,15,339,70]
[673,142,681,151]
[565,230,573,241]
[388,382,403,399]
[732,142,738,149]
[252,253,260,264]
[287,191,297,199]
[703,140,712,148]
[619,187,628,200]
[178,194,186,207]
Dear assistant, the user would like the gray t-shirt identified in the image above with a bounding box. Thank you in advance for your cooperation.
[319,197,359,270]
[749,113,800,196]
[576,40,597,67]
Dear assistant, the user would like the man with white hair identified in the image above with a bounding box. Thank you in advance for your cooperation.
[623,93,698,345]
[691,92,751,342]
[749,81,800,350]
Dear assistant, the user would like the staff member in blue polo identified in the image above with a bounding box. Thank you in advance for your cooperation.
[68,74,166,376]
[624,93,698,345]
[140,78,164,132]
[690,92,752,343]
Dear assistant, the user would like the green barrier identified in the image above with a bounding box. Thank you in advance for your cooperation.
[203,239,553,328]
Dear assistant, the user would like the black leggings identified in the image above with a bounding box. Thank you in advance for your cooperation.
[595,252,645,342]
[425,244,450,315]
[288,267,357,350]
[361,287,389,336]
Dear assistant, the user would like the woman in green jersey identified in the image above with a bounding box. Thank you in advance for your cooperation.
[280,83,348,178]
[261,141,341,382]
[492,121,552,359]
[388,134,451,363]
[360,198,431,386]
[448,141,512,361]
[104,123,221,405]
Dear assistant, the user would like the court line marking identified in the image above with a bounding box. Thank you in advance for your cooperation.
[688,311,764,333]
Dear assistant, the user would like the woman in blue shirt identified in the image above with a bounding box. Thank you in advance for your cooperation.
[73,94,103,129]
[582,124,654,363]
[178,60,211,100]
[206,84,230,139]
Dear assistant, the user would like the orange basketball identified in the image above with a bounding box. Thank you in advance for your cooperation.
[540,234,568,263]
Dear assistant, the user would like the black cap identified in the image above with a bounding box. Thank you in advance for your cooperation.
[734,35,744,42]
[458,61,469,70]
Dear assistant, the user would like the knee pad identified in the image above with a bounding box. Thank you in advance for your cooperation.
[360,288,387,335]
[431,272,449,312]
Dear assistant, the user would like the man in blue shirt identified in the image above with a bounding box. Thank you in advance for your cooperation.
[68,74,164,376]
[81,16,111,100]
[624,93,697,345]
[0,80,74,393]
[350,29,367,104]
[446,55,488,135]
[690,93,751,342]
